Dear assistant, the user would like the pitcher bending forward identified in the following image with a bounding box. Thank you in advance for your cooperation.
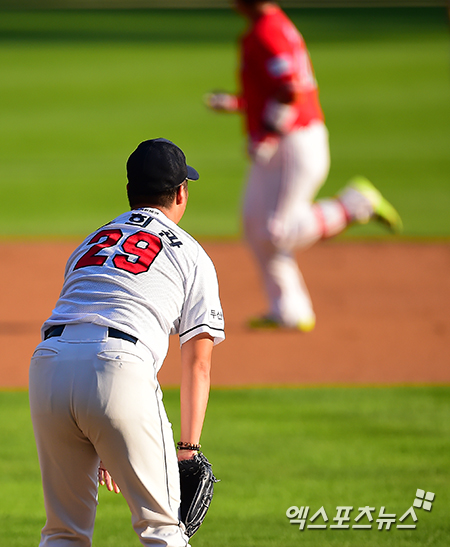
[29,138,225,546]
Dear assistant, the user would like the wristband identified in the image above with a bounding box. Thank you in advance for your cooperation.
[177,441,201,451]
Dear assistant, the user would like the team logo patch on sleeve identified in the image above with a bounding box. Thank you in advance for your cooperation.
[267,54,293,78]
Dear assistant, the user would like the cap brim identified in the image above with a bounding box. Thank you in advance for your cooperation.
[187,165,199,181]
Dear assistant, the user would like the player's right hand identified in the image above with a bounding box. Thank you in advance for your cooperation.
[203,92,239,112]
[249,135,280,164]
[98,461,121,494]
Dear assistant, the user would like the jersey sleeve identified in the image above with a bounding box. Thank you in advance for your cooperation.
[178,248,225,347]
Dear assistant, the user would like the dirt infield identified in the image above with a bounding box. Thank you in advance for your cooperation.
[1,240,448,389]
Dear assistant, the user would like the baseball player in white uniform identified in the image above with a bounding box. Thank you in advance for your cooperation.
[29,138,225,546]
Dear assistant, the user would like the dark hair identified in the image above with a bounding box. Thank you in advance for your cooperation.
[127,180,188,209]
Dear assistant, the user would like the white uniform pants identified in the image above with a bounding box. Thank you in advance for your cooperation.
[243,122,338,326]
[29,323,189,547]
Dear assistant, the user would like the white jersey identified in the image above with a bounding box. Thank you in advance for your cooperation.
[42,207,225,371]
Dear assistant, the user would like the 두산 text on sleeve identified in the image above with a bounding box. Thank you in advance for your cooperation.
[178,247,225,347]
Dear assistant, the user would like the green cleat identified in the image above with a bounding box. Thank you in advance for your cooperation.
[248,315,316,332]
[296,316,316,332]
[248,316,280,330]
[348,176,403,233]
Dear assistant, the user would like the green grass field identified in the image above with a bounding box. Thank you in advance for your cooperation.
[1,8,449,547]
[1,387,449,546]
[0,8,449,238]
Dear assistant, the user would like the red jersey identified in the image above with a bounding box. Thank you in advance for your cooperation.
[239,6,324,141]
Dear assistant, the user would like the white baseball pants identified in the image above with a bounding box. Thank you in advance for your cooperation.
[29,323,190,547]
[243,122,347,326]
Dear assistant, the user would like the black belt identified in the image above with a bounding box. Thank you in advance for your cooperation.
[44,324,137,344]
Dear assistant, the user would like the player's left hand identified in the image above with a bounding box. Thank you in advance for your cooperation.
[98,461,121,493]
[178,452,218,537]
[178,449,199,461]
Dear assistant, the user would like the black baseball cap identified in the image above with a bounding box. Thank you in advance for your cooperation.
[126,138,199,194]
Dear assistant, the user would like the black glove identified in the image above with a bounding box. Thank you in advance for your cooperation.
[178,452,219,537]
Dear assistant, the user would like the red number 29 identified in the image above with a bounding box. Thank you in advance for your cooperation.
[74,229,162,275]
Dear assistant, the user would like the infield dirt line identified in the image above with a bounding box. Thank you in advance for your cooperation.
[1,240,448,388]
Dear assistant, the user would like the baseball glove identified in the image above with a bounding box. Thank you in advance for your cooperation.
[178,452,218,537]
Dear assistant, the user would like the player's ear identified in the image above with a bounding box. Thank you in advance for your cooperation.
[176,181,188,205]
